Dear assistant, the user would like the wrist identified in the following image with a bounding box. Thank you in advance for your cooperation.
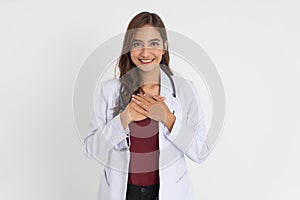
[120,109,132,130]
[164,112,176,132]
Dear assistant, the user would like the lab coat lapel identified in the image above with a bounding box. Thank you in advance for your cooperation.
[159,68,177,146]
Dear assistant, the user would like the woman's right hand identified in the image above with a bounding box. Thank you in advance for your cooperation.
[120,100,147,130]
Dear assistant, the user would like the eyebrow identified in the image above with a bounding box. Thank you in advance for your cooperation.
[132,38,161,43]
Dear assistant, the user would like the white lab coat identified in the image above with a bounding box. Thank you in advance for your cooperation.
[84,68,208,200]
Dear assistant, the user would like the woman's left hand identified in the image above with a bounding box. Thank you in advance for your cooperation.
[131,93,172,123]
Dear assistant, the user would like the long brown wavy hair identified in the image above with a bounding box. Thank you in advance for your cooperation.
[113,11,173,117]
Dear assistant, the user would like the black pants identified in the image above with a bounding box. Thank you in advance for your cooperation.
[125,183,159,200]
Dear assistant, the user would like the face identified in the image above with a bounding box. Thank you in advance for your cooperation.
[130,25,167,72]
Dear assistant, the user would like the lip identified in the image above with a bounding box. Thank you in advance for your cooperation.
[139,58,154,64]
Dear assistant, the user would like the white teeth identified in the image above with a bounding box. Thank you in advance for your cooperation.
[141,59,153,63]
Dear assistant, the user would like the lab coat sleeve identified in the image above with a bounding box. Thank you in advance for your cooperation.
[83,81,130,163]
[164,80,209,163]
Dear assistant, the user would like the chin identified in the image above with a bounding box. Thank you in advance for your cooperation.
[137,63,159,72]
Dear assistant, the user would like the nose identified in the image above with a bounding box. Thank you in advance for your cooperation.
[140,47,151,57]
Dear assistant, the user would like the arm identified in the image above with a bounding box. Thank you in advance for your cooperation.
[83,81,130,163]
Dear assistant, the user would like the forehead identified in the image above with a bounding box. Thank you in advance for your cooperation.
[133,26,162,41]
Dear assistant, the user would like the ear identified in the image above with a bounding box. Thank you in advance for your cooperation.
[163,40,168,54]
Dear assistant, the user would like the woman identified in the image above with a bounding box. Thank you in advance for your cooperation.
[84,11,208,200]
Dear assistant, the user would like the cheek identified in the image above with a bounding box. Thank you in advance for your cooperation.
[154,51,164,60]
[154,49,164,56]
[130,50,140,60]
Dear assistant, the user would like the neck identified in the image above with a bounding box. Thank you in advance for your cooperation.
[139,67,160,86]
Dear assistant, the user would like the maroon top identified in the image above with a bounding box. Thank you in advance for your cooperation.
[128,117,159,186]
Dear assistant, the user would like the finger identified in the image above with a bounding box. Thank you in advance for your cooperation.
[132,94,150,105]
[131,97,150,111]
[152,96,165,103]
[137,93,155,103]
[133,105,149,117]
[133,94,153,104]
[152,95,165,101]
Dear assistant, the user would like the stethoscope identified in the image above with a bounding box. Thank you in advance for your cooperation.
[119,65,176,110]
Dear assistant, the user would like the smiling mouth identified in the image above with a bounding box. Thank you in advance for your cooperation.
[139,59,154,64]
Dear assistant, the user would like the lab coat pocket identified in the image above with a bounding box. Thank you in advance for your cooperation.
[103,168,111,186]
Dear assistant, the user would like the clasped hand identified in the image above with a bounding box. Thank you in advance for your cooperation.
[127,93,172,123]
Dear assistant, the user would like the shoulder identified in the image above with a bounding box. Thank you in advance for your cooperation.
[172,74,194,91]
[172,74,198,105]
[99,78,120,100]
[101,78,120,89]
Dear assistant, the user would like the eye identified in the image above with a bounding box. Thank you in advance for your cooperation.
[132,42,142,48]
[150,42,159,47]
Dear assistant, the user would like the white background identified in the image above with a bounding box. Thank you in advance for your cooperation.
[1,0,299,199]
